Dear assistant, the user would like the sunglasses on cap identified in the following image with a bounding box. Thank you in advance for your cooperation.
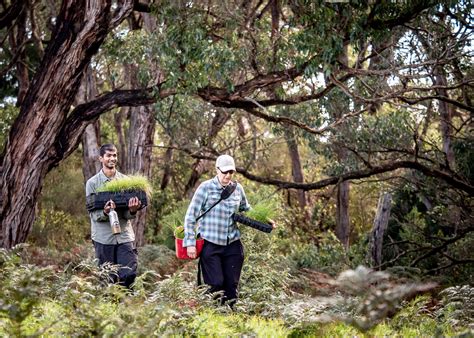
[218,168,235,175]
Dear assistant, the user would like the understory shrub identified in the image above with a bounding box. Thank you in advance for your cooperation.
[1,244,472,337]
[19,243,95,269]
[288,231,348,275]
[155,200,189,249]
[237,226,293,316]
[138,244,180,277]
[437,285,474,330]
[29,209,90,250]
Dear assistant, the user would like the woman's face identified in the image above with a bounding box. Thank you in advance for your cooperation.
[217,168,235,186]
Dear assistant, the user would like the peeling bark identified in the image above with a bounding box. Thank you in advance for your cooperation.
[369,193,392,268]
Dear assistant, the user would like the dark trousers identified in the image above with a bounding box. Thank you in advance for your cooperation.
[200,239,244,305]
[93,241,138,289]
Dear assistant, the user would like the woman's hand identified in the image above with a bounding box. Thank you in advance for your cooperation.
[268,218,277,229]
[187,246,197,259]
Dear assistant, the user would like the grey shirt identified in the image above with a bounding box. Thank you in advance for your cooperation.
[86,170,136,245]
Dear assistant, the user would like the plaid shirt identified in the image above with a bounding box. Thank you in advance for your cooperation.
[183,176,250,247]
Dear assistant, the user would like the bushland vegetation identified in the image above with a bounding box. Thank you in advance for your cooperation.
[1,0,473,336]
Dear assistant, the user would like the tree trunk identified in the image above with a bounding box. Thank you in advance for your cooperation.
[335,180,351,249]
[114,107,130,170]
[330,46,351,248]
[82,124,101,181]
[184,159,213,200]
[127,105,156,246]
[160,143,174,190]
[0,0,134,248]
[78,67,101,182]
[284,127,307,211]
[369,193,392,268]
[433,66,456,169]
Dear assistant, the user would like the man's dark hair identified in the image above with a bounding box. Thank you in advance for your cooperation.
[99,144,117,156]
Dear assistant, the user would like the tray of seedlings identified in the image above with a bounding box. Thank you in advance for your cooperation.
[232,202,276,233]
[86,175,152,211]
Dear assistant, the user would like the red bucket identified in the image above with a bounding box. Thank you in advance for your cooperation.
[175,237,204,259]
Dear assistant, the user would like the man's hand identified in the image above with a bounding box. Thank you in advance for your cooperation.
[128,196,142,214]
[187,246,197,259]
[104,200,116,215]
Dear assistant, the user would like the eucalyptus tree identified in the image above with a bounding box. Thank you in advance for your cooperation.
[0,0,166,248]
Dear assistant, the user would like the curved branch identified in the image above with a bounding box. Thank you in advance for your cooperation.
[244,106,367,135]
[54,86,174,164]
[110,0,134,29]
[0,0,25,30]
[237,160,474,195]
[197,71,354,109]
[410,227,474,267]
[398,95,474,114]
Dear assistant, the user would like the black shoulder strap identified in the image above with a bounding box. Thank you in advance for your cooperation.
[195,181,237,221]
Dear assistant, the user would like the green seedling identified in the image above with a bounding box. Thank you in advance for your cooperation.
[174,226,185,239]
[246,202,276,224]
[97,174,153,198]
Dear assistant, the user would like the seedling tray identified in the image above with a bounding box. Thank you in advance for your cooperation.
[232,213,273,233]
[86,190,148,211]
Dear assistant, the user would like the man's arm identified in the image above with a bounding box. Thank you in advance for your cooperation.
[86,177,109,222]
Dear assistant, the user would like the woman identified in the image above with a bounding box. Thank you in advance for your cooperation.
[183,154,249,305]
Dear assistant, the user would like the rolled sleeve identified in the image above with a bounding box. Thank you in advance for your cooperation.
[238,185,251,212]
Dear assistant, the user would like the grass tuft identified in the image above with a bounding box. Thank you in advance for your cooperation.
[246,201,277,224]
[97,174,153,197]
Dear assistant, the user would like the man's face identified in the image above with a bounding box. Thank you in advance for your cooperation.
[100,150,117,170]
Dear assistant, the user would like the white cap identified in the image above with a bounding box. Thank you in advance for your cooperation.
[216,154,236,172]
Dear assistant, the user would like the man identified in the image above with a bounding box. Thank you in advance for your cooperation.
[85,143,142,288]
[183,154,250,306]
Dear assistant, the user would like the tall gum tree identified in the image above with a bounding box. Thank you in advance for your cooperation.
[0,0,137,248]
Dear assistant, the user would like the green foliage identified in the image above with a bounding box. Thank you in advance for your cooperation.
[0,247,55,336]
[237,227,293,316]
[156,200,189,247]
[0,103,18,153]
[453,136,474,184]
[288,231,348,275]
[437,285,474,329]
[185,310,290,337]
[246,200,278,224]
[138,244,179,277]
[383,181,474,284]
[29,209,89,251]
[96,174,153,197]
[0,245,472,336]
[40,151,89,218]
